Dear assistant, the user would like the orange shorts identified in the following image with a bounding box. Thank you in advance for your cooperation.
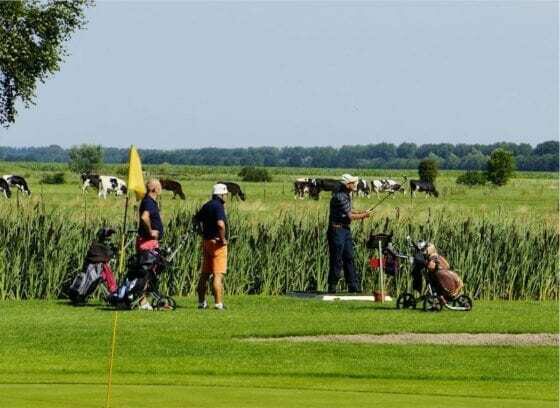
[202,240,228,275]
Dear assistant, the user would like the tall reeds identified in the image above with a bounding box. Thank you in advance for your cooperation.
[0,205,556,300]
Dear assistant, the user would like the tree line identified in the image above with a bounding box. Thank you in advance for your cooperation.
[0,141,557,171]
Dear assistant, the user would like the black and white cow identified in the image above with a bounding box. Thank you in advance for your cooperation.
[2,175,31,195]
[160,179,186,200]
[410,180,439,198]
[294,178,312,199]
[218,181,246,201]
[82,174,127,198]
[309,178,339,200]
[370,179,389,198]
[81,174,101,193]
[382,179,405,196]
[0,178,12,198]
[383,176,408,195]
[355,179,370,197]
[98,176,127,199]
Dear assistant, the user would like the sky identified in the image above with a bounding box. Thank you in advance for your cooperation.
[1,1,557,149]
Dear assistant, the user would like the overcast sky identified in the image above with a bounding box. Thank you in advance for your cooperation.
[1,1,557,148]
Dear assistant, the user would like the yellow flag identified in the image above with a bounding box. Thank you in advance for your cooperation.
[127,146,146,200]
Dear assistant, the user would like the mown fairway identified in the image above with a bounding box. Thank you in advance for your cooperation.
[0,298,558,407]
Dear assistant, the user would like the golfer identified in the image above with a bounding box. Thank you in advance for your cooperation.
[137,179,163,251]
[136,179,163,310]
[327,174,372,294]
[195,183,229,310]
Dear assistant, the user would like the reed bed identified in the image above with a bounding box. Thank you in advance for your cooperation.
[0,204,557,300]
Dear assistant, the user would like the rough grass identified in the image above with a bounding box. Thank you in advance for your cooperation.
[0,297,557,407]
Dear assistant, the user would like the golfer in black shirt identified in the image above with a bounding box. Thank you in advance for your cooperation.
[327,174,372,293]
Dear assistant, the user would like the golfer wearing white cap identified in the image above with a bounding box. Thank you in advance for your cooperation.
[194,183,229,310]
[327,174,373,293]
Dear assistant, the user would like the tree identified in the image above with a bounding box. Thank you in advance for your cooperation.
[456,171,487,186]
[0,0,91,126]
[239,166,271,182]
[534,141,559,156]
[418,159,438,184]
[397,142,417,159]
[68,144,103,174]
[486,149,515,186]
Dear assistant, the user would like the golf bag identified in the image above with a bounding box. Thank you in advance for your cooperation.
[67,228,117,304]
[109,248,176,310]
[397,237,472,312]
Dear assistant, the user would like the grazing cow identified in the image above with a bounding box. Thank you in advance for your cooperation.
[309,178,339,200]
[370,179,389,198]
[0,178,11,198]
[294,178,313,199]
[2,175,31,195]
[160,179,186,200]
[410,180,439,198]
[218,181,246,201]
[354,179,370,197]
[81,174,101,193]
[98,176,127,199]
[382,179,405,196]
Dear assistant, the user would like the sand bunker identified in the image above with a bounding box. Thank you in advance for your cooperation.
[246,333,559,346]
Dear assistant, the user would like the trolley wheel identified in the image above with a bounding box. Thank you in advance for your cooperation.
[423,295,442,312]
[153,296,176,311]
[451,295,473,311]
[396,293,416,310]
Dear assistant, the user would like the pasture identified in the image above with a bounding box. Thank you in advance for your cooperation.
[0,161,557,225]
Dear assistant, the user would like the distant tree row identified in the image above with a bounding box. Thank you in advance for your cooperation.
[0,141,557,171]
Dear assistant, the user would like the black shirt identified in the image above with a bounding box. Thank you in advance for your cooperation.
[195,197,227,240]
[329,183,352,226]
[138,195,164,239]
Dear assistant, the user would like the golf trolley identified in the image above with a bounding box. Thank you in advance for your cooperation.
[66,228,119,305]
[395,236,473,312]
[109,234,189,311]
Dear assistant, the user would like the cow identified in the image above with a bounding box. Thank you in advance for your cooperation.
[160,179,186,200]
[370,179,389,198]
[383,176,408,195]
[410,180,439,198]
[218,181,246,201]
[95,176,127,199]
[354,179,370,198]
[2,175,31,196]
[0,178,12,198]
[294,178,312,199]
[81,174,101,193]
[309,178,339,200]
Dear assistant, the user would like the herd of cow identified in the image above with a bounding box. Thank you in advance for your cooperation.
[0,172,439,201]
[294,176,439,199]
[80,174,246,201]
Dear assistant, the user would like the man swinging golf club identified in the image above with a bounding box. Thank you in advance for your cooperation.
[194,183,229,310]
[327,174,373,294]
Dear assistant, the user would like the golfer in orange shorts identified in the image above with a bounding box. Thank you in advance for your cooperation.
[194,183,229,310]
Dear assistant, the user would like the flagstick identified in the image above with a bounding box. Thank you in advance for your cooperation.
[105,311,118,408]
[118,195,130,274]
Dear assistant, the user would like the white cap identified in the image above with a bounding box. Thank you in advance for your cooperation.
[213,183,228,195]
[341,174,359,184]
